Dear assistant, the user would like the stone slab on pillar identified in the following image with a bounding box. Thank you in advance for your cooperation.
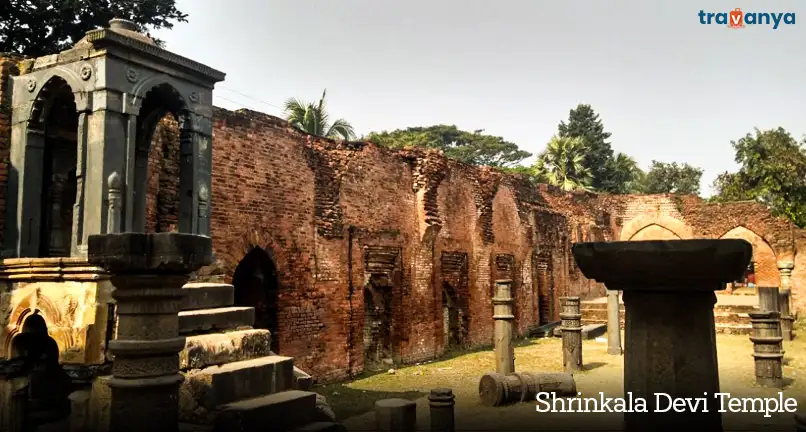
[374,398,416,432]
[492,280,515,375]
[87,233,212,432]
[777,261,795,341]
[428,388,455,432]
[573,239,752,432]
[749,311,784,388]
[606,289,622,355]
[560,296,582,372]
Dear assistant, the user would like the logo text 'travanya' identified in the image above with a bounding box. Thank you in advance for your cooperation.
[698,9,796,29]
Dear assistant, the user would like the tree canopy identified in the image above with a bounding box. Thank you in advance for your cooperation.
[639,161,703,195]
[367,125,531,168]
[711,127,806,227]
[283,89,356,140]
[531,136,592,192]
[0,0,188,57]
[557,104,616,191]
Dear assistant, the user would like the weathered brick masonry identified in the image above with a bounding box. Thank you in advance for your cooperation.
[1,55,804,380]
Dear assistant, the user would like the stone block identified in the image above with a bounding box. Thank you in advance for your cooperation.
[293,366,313,390]
[178,307,255,334]
[87,375,112,432]
[214,390,317,432]
[68,389,91,432]
[180,329,272,370]
[581,323,606,340]
[182,355,294,410]
[181,283,235,311]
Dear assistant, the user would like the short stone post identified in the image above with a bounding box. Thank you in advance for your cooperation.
[777,261,795,341]
[87,233,212,432]
[757,286,784,350]
[749,311,784,388]
[375,398,416,432]
[573,239,753,432]
[560,296,582,372]
[428,388,455,432]
[606,289,622,355]
[492,280,515,375]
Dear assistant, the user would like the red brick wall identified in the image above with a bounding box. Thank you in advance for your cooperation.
[1,59,805,380]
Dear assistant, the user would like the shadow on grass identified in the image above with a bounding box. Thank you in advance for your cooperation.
[313,383,426,420]
[583,361,607,371]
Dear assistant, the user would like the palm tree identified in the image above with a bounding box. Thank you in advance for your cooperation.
[283,89,356,140]
[607,152,644,193]
[532,136,592,192]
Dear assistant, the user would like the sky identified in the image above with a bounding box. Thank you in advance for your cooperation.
[153,0,806,197]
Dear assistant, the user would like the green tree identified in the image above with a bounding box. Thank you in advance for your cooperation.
[283,89,356,140]
[531,136,592,192]
[367,125,531,168]
[601,153,643,194]
[711,127,806,227]
[639,161,703,195]
[0,0,188,57]
[557,104,615,191]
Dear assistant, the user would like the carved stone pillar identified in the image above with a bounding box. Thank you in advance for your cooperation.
[777,261,795,341]
[606,289,622,355]
[757,286,783,345]
[428,388,455,432]
[492,279,515,375]
[177,114,213,236]
[560,296,582,372]
[5,122,46,257]
[87,233,212,432]
[573,239,752,432]
[749,311,784,388]
[107,172,123,234]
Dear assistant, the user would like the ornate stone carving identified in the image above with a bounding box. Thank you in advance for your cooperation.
[189,92,200,103]
[26,77,37,92]
[79,64,93,80]
[198,184,209,202]
[125,67,139,83]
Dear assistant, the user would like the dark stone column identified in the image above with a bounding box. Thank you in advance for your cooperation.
[777,261,795,341]
[492,280,515,375]
[87,233,212,432]
[560,296,582,372]
[573,239,752,432]
[749,311,784,388]
[757,286,784,346]
[428,388,455,432]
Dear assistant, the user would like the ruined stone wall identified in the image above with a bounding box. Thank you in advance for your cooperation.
[0,57,20,247]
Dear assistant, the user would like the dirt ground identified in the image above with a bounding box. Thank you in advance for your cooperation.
[315,329,806,431]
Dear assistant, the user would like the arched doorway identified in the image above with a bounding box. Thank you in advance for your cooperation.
[363,276,393,370]
[34,76,78,257]
[232,248,280,353]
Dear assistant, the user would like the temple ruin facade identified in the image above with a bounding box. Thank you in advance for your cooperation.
[0,20,804,389]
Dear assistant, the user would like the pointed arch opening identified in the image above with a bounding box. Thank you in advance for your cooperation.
[720,226,779,292]
[32,76,79,257]
[232,247,280,352]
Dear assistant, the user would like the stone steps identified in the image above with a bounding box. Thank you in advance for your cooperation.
[176,282,332,431]
[214,390,318,432]
[182,283,236,311]
[179,307,255,334]
[580,300,756,335]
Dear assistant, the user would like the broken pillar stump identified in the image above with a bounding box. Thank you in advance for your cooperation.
[778,261,795,341]
[749,311,784,388]
[560,296,582,372]
[428,388,455,432]
[88,233,213,432]
[478,372,576,407]
[492,280,515,375]
[606,289,622,355]
[374,398,416,432]
[573,239,752,432]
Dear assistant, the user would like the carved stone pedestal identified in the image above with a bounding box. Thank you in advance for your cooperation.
[749,311,784,388]
[88,233,212,432]
[492,280,515,375]
[606,289,622,355]
[428,388,455,432]
[573,239,752,432]
[560,297,582,372]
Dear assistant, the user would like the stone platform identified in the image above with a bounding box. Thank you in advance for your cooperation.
[581,294,758,335]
